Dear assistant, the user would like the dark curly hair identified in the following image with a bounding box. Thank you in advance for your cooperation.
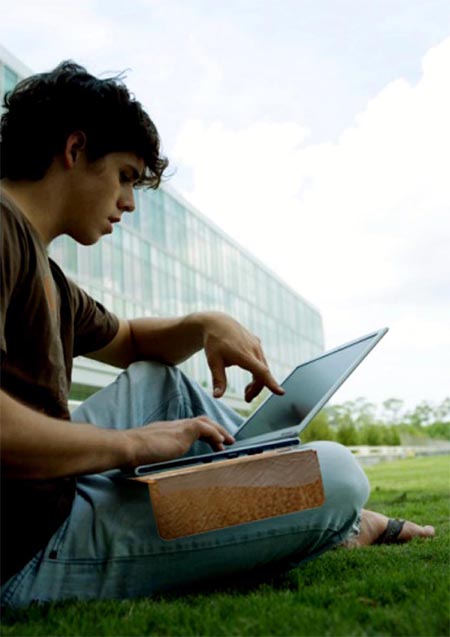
[0,61,168,187]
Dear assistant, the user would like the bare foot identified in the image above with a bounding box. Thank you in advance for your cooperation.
[342,509,435,548]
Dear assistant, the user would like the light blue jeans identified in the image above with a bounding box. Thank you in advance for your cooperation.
[1,362,370,606]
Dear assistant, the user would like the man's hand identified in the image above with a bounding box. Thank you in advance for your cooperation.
[200,312,285,402]
[121,416,235,468]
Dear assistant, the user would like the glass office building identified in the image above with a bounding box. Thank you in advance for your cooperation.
[1,45,324,411]
[0,45,32,117]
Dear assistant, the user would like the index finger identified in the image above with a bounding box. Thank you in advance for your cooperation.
[196,416,236,445]
[242,356,285,396]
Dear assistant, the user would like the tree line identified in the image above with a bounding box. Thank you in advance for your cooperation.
[299,397,450,446]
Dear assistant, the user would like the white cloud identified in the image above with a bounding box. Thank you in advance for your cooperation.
[173,37,450,407]
[1,0,115,62]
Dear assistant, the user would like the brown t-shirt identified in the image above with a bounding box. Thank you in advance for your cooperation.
[0,191,120,583]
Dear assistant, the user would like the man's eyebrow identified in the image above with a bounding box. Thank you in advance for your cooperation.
[126,164,145,182]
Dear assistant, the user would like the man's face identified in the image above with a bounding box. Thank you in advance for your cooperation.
[63,151,145,245]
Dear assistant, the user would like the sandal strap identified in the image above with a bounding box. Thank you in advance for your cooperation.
[374,518,406,544]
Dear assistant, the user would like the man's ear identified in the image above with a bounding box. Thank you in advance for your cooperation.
[63,131,87,168]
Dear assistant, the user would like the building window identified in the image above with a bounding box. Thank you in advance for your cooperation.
[3,65,18,96]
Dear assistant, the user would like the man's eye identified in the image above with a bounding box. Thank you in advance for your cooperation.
[120,172,132,183]
[120,172,141,188]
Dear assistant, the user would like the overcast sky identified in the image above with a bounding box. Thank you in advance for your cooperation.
[1,1,449,411]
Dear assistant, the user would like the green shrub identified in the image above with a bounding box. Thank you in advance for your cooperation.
[300,412,335,443]
[336,423,359,446]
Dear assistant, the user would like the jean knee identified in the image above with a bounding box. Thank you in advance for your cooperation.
[127,360,177,380]
[307,440,370,514]
[126,360,184,393]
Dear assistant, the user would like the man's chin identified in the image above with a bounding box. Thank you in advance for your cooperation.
[69,231,102,246]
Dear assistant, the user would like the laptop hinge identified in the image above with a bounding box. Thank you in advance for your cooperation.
[277,430,298,439]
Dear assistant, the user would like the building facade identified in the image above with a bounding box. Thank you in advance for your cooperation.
[0,44,32,117]
[1,45,324,411]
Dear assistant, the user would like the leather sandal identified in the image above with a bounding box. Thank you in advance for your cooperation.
[373,518,406,544]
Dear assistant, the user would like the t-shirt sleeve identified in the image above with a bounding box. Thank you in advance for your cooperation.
[0,204,30,357]
[66,278,120,357]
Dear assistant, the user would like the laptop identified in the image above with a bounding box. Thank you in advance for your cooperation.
[126,327,388,476]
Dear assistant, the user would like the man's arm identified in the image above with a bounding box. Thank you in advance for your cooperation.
[0,390,234,480]
[86,314,202,369]
[88,311,285,402]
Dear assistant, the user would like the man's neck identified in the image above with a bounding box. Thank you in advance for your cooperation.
[1,178,63,246]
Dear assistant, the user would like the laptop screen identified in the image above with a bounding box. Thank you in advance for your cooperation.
[235,331,385,441]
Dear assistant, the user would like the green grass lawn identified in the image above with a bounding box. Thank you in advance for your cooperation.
[1,455,449,637]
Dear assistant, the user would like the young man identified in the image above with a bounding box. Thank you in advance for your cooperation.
[0,62,434,606]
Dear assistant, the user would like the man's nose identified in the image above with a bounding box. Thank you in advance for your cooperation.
[119,189,136,213]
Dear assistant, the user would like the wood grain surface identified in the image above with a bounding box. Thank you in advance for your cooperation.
[133,448,324,539]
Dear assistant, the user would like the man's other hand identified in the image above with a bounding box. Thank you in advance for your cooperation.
[200,311,285,402]
[121,416,235,468]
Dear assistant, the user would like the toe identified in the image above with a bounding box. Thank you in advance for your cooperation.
[399,521,435,542]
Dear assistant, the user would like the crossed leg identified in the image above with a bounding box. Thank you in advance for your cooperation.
[343,509,435,547]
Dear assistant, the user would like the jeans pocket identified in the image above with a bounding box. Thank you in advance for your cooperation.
[46,517,71,561]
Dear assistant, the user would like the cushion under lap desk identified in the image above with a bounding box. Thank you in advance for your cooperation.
[132,448,325,539]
